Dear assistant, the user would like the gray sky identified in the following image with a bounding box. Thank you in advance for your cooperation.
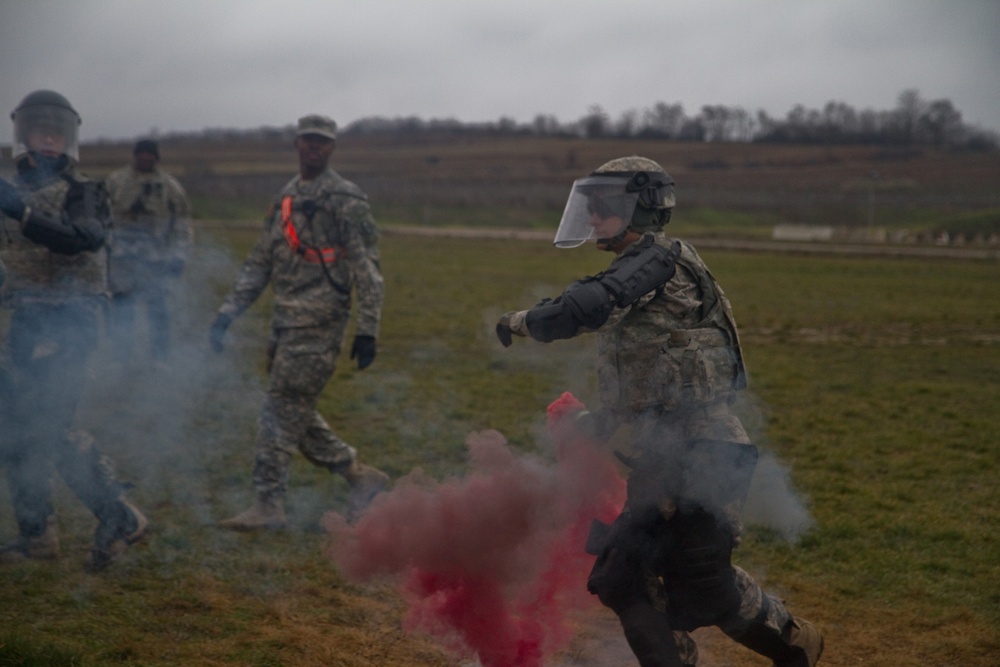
[2,0,998,141]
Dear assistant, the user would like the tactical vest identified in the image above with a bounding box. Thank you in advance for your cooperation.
[597,236,746,418]
[106,167,188,255]
[0,169,109,306]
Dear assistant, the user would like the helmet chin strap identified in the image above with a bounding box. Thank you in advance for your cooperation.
[597,227,633,249]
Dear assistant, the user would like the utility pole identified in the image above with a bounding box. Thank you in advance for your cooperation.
[868,170,880,227]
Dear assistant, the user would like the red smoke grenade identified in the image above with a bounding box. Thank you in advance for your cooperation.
[325,392,625,666]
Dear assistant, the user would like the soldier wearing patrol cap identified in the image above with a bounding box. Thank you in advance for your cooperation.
[212,114,389,530]
[105,138,193,365]
[497,156,823,667]
[0,90,148,571]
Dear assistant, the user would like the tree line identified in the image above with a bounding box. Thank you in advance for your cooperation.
[154,89,997,150]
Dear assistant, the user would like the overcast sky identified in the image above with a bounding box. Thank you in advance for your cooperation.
[2,0,998,142]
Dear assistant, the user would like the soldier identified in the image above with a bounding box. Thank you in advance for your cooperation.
[105,138,193,364]
[0,90,148,571]
[496,156,823,667]
[211,114,389,531]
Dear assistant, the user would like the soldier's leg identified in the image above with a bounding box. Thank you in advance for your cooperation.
[108,293,137,362]
[300,412,355,470]
[299,412,389,521]
[52,430,148,570]
[717,566,823,667]
[54,306,148,568]
[221,326,336,530]
[3,444,57,549]
[145,285,171,361]
[2,307,65,552]
[586,514,688,667]
[290,317,389,520]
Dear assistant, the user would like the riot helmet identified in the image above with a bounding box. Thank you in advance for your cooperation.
[11,90,82,163]
[553,155,675,248]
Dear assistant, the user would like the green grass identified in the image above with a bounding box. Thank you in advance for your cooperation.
[2,229,999,666]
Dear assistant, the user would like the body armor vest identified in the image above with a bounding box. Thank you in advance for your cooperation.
[597,236,745,419]
[0,169,109,306]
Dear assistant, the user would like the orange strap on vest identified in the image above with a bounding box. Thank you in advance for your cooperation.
[281,195,342,264]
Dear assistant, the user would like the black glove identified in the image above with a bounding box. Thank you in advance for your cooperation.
[166,259,185,277]
[210,313,233,353]
[496,312,515,347]
[350,335,376,370]
[0,178,27,221]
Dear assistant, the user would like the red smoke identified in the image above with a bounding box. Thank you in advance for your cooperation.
[325,392,625,667]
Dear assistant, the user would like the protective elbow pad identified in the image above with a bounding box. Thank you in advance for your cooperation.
[562,278,615,329]
[526,276,616,342]
[525,297,582,342]
[22,211,105,255]
[602,239,682,307]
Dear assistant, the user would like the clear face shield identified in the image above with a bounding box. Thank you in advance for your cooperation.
[552,175,640,248]
[12,104,81,163]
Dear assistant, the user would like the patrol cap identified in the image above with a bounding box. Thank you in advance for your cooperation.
[296,114,337,140]
[133,139,159,157]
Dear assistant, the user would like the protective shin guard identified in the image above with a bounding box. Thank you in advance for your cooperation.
[615,601,686,667]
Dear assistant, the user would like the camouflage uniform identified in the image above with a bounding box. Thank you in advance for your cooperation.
[216,166,384,509]
[105,161,192,361]
[601,233,794,665]
[499,155,821,666]
[1,157,146,568]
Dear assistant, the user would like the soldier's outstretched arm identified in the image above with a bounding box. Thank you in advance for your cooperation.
[496,239,681,346]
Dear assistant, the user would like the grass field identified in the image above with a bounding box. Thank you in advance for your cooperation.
[1,221,998,666]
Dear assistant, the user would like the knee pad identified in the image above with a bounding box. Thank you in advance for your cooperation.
[588,545,638,607]
[657,509,741,630]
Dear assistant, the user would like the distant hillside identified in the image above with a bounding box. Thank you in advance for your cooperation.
[70,134,1000,232]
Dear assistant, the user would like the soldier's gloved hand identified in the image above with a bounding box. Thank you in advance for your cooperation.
[496,311,516,347]
[0,178,27,221]
[210,313,233,353]
[166,259,185,277]
[350,335,376,370]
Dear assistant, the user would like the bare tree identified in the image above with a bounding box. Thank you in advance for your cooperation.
[893,89,925,144]
[615,109,639,137]
[581,104,610,138]
[642,102,686,138]
[919,99,962,147]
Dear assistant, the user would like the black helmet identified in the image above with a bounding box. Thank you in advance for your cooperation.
[11,89,82,163]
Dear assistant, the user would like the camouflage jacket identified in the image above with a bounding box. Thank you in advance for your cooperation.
[0,163,110,307]
[218,167,384,334]
[595,232,745,422]
[105,165,192,263]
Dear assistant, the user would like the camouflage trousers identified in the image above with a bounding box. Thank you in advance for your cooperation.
[251,324,356,502]
[107,258,178,362]
[1,303,128,537]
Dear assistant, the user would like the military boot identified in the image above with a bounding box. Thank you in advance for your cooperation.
[733,615,823,667]
[342,462,389,523]
[218,497,287,531]
[88,498,149,572]
[0,517,60,564]
[776,618,824,667]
